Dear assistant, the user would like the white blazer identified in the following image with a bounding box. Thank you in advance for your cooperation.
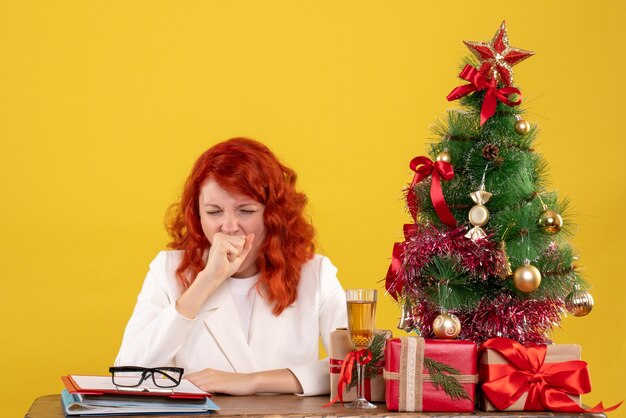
[115,251,347,396]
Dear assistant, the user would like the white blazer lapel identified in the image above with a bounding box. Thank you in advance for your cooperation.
[247,286,295,370]
[202,283,257,373]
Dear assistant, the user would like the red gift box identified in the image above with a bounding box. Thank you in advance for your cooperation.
[479,338,581,411]
[478,337,622,413]
[383,336,477,412]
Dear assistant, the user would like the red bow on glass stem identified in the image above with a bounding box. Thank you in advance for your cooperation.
[407,156,457,228]
[447,65,522,125]
[480,338,621,413]
[324,349,372,407]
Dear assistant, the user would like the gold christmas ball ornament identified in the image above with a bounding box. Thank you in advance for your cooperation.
[432,313,461,339]
[514,119,531,135]
[565,287,594,317]
[436,150,452,163]
[513,263,542,293]
[539,209,563,234]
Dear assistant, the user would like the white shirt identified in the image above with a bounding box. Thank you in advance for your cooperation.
[115,251,347,396]
[227,275,258,343]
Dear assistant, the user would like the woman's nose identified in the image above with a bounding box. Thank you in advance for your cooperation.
[221,212,240,234]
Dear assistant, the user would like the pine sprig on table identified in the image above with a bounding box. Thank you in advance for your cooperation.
[423,357,471,401]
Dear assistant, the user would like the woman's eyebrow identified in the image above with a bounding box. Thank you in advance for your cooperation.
[201,202,259,208]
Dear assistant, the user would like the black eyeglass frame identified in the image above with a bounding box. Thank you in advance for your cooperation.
[108,366,184,388]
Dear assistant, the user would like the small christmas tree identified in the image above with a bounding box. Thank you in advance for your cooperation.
[386,21,594,344]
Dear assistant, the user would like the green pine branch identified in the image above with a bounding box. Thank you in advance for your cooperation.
[420,255,483,310]
[423,357,471,401]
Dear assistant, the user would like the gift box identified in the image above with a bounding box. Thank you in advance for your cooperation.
[479,337,588,412]
[383,336,477,412]
[329,328,390,403]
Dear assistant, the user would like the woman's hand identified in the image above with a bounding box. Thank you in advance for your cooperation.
[186,368,303,395]
[202,232,255,282]
[186,368,257,395]
[176,233,254,319]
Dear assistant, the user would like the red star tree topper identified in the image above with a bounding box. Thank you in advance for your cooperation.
[464,20,534,86]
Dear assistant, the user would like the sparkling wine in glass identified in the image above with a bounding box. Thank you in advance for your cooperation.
[345,289,377,409]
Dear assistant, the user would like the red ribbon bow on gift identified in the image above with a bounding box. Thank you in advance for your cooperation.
[324,349,372,407]
[446,65,522,126]
[480,338,622,413]
[407,156,457,228]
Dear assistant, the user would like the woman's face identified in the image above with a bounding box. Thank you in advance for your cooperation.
[198,179,266,278]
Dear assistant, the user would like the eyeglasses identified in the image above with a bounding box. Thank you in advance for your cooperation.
[109,366,184,388]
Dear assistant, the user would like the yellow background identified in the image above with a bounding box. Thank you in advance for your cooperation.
[2,1,624,416]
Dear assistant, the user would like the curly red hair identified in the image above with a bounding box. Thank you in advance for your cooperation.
[166,137,315,315]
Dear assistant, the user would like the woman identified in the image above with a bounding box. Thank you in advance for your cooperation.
[115,138,347,396]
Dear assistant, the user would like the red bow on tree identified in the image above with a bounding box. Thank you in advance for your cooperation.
[407,156,457,228]
[446,65,522,126]
[480,338,622,413]
[384,223,417,300]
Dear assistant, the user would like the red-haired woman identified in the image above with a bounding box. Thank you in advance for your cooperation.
[115,138,347,396]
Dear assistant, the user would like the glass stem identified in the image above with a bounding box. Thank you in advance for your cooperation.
[357,362,364,400]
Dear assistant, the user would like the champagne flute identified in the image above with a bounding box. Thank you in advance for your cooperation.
[345,289,377,409]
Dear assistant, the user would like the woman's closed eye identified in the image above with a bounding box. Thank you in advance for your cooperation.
[205,209,257,215]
